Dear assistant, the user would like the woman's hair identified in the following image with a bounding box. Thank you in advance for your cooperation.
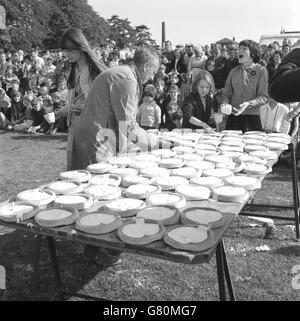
[191,70,215,95]
[143,84,157,97]
[168,84,180,93]
[59,27,107,89]
[239,39,261,63]
[204,56,215,71]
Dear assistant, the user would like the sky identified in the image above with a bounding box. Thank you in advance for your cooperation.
[88,0,300,46]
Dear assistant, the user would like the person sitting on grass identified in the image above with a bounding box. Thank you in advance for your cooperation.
[136,84,161,130]
[25,97,45,134]
[0,88,11,129]
[6,91,27,131]
[48,91,67,134]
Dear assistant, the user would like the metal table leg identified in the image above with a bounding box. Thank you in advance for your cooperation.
[220,239,235,301]
[290,143,300,239]
[30,235,42,300]
[216,240,226,301]
[46,236,64,300]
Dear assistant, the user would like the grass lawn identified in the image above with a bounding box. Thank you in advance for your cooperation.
[0,130,300,301]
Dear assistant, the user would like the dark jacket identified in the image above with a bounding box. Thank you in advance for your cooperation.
[269,48,300,103]
[181,91,218,129]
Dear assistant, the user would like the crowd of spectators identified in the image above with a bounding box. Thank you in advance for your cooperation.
[0,37,298,136]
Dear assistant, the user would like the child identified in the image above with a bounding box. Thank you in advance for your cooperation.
[25,97,46,134]
[7,92,27,130]
[136,84,161,130]
[49,91,67,133]
[0,88,11,129]
[164,84,183,131]
[3,66,19,92]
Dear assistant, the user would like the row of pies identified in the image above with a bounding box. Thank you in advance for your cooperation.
[0,201,222,252]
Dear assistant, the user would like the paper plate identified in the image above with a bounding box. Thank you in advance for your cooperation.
[202,168,234,179]
[171,166,199,179]
[158,158,185,169]
[212,186,248,203]
[108,156,132,168]
[243,163,272,175]
[225,175,261,190]
[140,166,170,178]
[190,176,224,189]
[122,175,154,187]
[153,176,189,191]
[177,153,204,162]
[175,184,211,201]
[151,149,177,159]
[129,160,158,170]
[84,185,122,201]
[109,167,139,177]
[133,154,160,163]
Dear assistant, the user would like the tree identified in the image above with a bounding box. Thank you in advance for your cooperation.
[107,15,135,48]
[133,24,157,47]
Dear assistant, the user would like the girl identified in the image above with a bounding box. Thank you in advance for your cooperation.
[163,84,183,131]
[59,27,107,170]
[181,71,220,132]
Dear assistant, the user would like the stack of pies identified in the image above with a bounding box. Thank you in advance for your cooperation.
[86,162,116,174]
[54,193,94,210]
[122,175,153,187]
[243,163,272,175]
[163,225,214,252]
[158,158,185,169]
[0,201,37,222]
[17,189,56,207]
[59,170,92,183]
[118,218,165,245]
[244,131,267,137]
[267,133,291,141]
[202,168,234,179]
[151,149,176,159]
[46,180,83,195]
[154,176,189,190]
[266,135,291,145]
[175,184,211,200]
[212,186,248,203]
[89,174,122,187]
[190,176,224,189]
[136,205,181,225]
[84,185,122,201]
[103,198,146,217]
[109,167,139,177]
[219,140,245,148]
[75,212,122,234]
[181,207,224,229]
[125,184,161,199]
[35,206,79,227]
[171,167,199,179]
[108,156,132,168]
[146,192,186,209]
[225,175,261,190]
[243,138,265,146]
[140,166,170,178]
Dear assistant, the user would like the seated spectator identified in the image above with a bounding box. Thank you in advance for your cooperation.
[50,91,68,133]
[3,66,19,92]
[39,56,56,86]
[30,50,44,72]
[6,92,27,131]
[7,79,20,100]
[0,88,12,129]
[23,90,35,110]
[25,97,46,134]
[56,78,68,103]
[19,54,32,95]
[162,84,183,131]
[181,71,219,132]
[28,66,40,91]
[108,50,120,68]
[136,84,161,130]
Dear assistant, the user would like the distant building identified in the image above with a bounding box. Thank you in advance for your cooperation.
[260,30,300,46]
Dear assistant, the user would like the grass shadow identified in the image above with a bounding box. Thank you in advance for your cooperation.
[10,133,68,142]
[0,230,103,301]
[274,244,300,256]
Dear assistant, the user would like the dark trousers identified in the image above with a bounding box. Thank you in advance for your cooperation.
[225,114,262,132]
